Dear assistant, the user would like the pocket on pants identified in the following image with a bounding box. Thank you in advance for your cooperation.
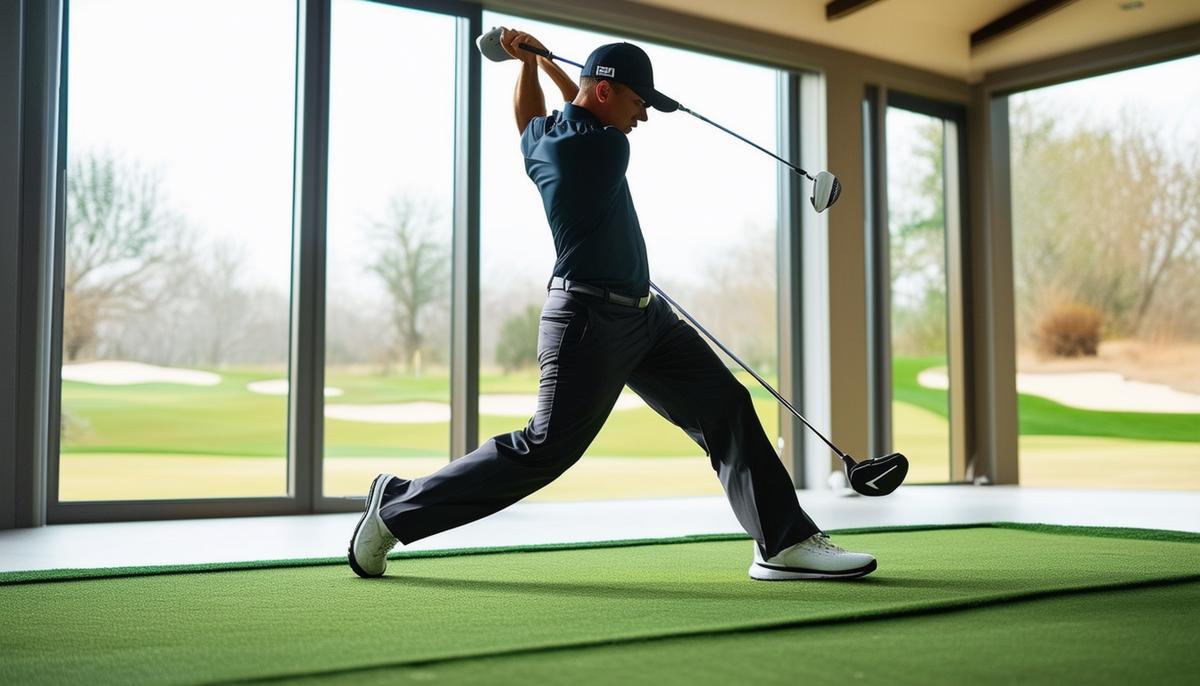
[538,307,588,366]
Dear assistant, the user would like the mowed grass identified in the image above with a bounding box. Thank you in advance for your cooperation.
[61,366,780,459]
[893,356,1200,488]
[894,356,1200,442]
[57,455,731,501]
[59,357,1199,494]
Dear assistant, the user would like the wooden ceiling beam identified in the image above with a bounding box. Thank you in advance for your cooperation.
[826,0,886,21]
[971,0,1080,48]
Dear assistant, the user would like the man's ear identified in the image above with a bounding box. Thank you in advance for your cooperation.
[595,80,613,102]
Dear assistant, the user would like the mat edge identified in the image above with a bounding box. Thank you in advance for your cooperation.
[3,521,1197,585]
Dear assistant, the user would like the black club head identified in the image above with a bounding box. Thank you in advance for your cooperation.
[846,452,908,496]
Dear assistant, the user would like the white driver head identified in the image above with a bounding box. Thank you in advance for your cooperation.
[476,27,514,63]
[810,170,841,213]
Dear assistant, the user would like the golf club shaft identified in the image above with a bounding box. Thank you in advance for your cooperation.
[648,281,850,461]
[515,42,817,183]
[676,106,814,180]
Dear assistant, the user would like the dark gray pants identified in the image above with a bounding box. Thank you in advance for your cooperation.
[379,288,820,559]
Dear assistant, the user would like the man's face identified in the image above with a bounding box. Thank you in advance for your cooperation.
[603,82,649,134]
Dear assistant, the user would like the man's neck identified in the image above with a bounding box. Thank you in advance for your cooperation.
[571,98,601,120]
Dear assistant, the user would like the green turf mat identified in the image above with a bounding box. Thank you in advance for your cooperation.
[5,522,1196,585]
[1,526,1197,685]
[273,581,1200,686]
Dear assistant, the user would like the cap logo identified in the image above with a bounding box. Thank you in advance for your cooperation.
[595,65,615,78]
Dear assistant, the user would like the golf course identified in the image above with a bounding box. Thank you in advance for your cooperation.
[56,356,1200,500]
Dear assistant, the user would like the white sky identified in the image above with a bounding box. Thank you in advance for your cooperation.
[1010,53,1200,152]
[66,0,778,309]
[66,1,1199,308]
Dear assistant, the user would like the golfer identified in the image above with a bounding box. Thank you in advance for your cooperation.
[350,29,876,581]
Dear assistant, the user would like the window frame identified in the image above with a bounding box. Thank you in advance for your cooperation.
[864,86,973,483]
[34,0,819,523]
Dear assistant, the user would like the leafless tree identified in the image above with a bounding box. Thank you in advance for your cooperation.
[189,241,259,366]
[889,119,948,357]
[366,196,451,376]
[690,222,778,373]
[64,150,190,360]
[1011,103,1200,343]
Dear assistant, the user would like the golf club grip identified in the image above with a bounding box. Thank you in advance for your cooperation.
[518,42,549,57]
[648,281,847,460]
[518,43,586,69]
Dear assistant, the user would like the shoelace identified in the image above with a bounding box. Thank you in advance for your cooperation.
[373,519,398,556]
[811,533,847,553]
[375,535,397,560]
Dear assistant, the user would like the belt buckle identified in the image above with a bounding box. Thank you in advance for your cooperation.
[637,294,651,308]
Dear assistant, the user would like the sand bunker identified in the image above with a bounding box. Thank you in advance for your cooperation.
[326,402,449,424]
[325,392,647,424]
[246,379,344,398]
[62,361,220,386]
[918,369,1200,414]
[478,393,645,417]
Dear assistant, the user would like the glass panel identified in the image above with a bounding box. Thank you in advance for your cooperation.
[321,1,458,496]
[885,106,951,482]
[1009,55,1200,490]
[58,0,297,500]
[480,11,781,500]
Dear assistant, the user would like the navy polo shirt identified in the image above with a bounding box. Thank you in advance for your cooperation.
[520,103,650,297]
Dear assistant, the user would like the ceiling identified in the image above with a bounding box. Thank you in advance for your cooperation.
[629,0,1200,82]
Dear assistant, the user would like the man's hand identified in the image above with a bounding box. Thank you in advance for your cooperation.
[500,27,545,65]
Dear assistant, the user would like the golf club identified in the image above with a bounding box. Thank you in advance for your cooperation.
[649,281,908,497]
[476,27,842,212]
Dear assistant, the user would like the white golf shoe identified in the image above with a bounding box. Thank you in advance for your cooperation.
[348,473,399,578]
[749,533,877,580]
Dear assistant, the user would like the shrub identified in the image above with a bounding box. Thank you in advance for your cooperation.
[494,304,541,373]
[1034,302,1104,357]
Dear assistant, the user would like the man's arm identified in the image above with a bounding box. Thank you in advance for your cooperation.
[502,28,546,134]
[538,56,579,103]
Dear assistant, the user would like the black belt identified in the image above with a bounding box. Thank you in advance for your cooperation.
[547,276,652,309]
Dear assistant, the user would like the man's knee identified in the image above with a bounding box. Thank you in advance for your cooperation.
[495,423,590,470]
[713,380,755,420]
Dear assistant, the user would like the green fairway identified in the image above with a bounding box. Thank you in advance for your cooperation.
[57,358,1199,496]
[61,358,1199,462]
[60,367,780,459]
[2,524,1197,685]
[893,356,1200,442]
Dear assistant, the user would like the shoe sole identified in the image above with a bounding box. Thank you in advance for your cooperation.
[748,558,877,581]
[348,473,394,579]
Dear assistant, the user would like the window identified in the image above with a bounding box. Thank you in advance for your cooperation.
[321,0,458,497]
[866,90,966,484]
[57,0,298,501]
[1008,55,1200,490]
[47,2,810,517]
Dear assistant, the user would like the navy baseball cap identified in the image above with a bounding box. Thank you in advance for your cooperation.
[581,42,678,112]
